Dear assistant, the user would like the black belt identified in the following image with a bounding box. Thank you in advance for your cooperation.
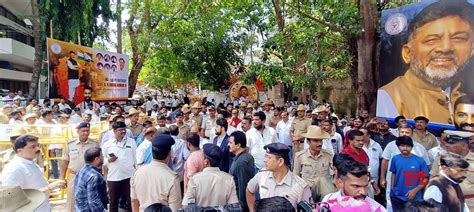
[204,136,210,139]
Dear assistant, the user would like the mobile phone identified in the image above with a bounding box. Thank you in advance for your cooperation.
[109,153,116,157]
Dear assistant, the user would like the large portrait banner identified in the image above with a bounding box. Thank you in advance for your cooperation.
[377,0,474,131]
[47,38,129,105]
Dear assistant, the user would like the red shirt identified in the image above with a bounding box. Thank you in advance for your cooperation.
[341,145,369,166]
[227,117,241,128]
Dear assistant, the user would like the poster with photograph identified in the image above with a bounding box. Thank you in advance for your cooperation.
[47,38,129,104]
[377,0,474,131]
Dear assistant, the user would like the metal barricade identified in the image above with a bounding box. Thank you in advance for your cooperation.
[0,121,109,201]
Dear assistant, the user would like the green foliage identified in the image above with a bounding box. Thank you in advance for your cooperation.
[239,0,359,92]
[39,0,114,47]
[136,0,247,90]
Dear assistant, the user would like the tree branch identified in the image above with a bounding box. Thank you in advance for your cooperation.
[287,2,344,34]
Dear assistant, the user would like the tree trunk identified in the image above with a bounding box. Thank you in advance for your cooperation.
[356,0,378,116]
[116,0,122,53]
[29,0,42,98]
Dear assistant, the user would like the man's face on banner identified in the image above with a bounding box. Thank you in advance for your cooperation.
[403,16,473,87]
[84,89,92,101]
[119,59,125,70]
[454,103,474,132]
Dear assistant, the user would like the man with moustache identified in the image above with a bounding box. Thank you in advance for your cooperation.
[453,94,474,132]
[2,135,65,211]
[377,1,474,123]
[424,152,470,212]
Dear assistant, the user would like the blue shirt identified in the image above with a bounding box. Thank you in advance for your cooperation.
[390,154,429,201]
[74,164,108,212]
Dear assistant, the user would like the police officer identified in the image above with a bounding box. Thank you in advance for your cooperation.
[131,134,181,211]
[60,122,99,212]
[290,104,312,162]
[182,143,239,208]
[246,143,311,211]
[293,126,335,202]
[430,130,474,209]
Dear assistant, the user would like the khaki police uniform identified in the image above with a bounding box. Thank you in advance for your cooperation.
[127,122,143,140]
[131,161,182,211]
[201,117,217,139]
[190,113,203,129]
[182,167,239,207]
[290,117,311,158]
[293,149,335,201]
[264,110,274,127]
[62,138,99,211]
[247,170,312,208]
[412,130,438,151]
[461,152,474,209]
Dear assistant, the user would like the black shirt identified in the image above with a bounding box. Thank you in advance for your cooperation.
[68,58,79,79]
[229,152,255,212]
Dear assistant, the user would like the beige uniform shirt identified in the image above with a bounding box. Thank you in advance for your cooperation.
[62,138,99,173]
[291,117,311,137]
[201,117,217,138]
[131,161,182,211]
[293,149,333,184]
[127,123,144,140]
[182,167,238,207]
[247,170,311,208]
[412,130,438,151]
[264,110,274,127]
[190,114,203,129]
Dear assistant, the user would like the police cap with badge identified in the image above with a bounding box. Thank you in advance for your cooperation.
[264,143,291,166]
[444,130,474,144]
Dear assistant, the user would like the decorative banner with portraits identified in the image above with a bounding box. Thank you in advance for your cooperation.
[47,38,129,104]
[377,0,474,131]
[228,81,259,103]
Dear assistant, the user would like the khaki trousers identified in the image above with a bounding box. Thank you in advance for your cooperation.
[66,173,76,212]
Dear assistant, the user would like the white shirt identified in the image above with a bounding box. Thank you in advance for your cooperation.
[100,129,134,147]
[428,146,442,165]
[424,171,470,212]
[69,114,83,124]
[2,155,51,211]
[103,136,137,181]
[9,119,23,125]
[245,127,279,169]
[136,138,151,165]
[58,103,71,111]
[275,119,292,146]
[362,139,383,180]
[324,132,343,154]
[389,128,399,138]
[145,100,153,112]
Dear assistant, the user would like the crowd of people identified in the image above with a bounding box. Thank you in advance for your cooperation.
[0,91,472,212]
